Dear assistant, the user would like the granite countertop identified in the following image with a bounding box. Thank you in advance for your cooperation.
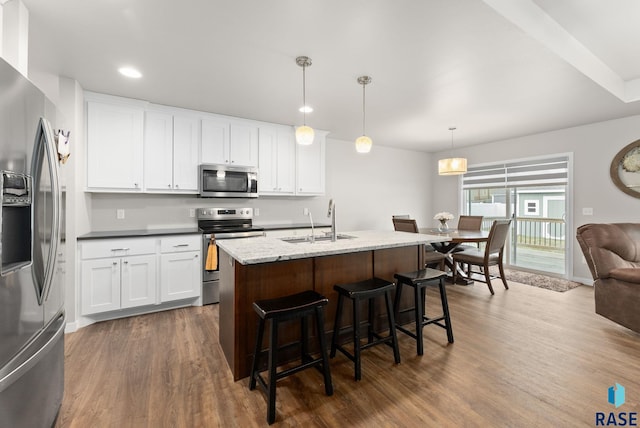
[78,228,201,240]
[216,230,446,265]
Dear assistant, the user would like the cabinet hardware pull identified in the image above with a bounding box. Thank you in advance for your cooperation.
[173,244,189,247]
[124,261,128,264]
[112,262,117,266]
[111,248,130,251]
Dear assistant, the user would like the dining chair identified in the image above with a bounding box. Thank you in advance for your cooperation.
[455,215,484,251]
[392,218,445,270]
[451,219,512,295]
[457,215,484,231]
[392,218,419,233]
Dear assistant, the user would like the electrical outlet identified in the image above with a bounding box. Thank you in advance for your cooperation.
[582,207,593,215]
[116,209,125,220]
[254,208,260,216]
[189,208,195,218]
[303,208,309,216]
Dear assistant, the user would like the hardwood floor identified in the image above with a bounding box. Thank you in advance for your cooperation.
[56,282,640,427]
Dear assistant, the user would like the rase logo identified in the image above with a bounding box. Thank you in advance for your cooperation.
[596,383,637,426]
[610,384,626,408]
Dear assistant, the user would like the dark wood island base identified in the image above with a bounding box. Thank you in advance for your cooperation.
[219,245,424,381]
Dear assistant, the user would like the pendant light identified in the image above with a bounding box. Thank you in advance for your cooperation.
[295,56,314,145]
[438,127,467,175]
[355,75,372,153]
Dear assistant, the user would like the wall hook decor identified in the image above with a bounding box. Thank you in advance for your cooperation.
[56,129,70,164]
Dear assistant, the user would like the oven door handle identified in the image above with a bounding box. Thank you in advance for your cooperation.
[208,231,265,239]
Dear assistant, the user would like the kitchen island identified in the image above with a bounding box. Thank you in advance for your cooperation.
[216,230,444,380]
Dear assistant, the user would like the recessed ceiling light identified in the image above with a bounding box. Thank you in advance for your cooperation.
[299,105,313,113]
[118,67,142,78]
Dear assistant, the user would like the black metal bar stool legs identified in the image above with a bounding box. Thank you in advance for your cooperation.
[330,277,401,381]
[394,268,454,355]
[249,290,333,425]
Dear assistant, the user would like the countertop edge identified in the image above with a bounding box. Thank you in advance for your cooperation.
[218,231,443,265]
[78,228,201,240]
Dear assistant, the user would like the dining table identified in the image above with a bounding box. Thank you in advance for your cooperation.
[419,228,490,284]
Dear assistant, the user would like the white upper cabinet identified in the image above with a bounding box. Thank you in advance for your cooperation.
[172,115,199,191]
[201,116,230,165]
[296,131,327,195]
[201,117,258,167]
[144,111,199,193]
[86,94,145,191]
[229,121,259,167]
[85,92,324,195]
[144,111,173,191]
[259,125,295,195]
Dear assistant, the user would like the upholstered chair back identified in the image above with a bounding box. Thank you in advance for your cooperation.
[577,223,640,280]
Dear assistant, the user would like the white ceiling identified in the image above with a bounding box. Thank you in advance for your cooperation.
[21,0,640,152]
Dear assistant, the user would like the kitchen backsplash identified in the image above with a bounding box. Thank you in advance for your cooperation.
[90,193,332,230]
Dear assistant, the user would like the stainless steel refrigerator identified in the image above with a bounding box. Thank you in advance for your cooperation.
[0,58,65,427]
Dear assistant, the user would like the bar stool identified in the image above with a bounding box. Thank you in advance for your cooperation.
[393,268,454,356]
[249,290,333,425]
[330,277,401,381]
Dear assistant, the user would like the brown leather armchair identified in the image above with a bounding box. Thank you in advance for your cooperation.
[576,223,640,333]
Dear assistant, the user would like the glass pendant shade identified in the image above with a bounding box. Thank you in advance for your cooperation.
[295,56,314,145]
[355,75,373,153]
[438,157,468,175]
[355,135,372,153]
[438,126,467,175]
[296,125,315,145]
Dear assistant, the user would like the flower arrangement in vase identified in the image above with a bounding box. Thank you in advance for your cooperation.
[434,212,454,232]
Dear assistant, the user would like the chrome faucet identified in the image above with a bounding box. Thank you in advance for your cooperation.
[327,199,336,242]
[306,211,315,243]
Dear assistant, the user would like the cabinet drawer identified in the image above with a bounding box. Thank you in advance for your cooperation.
[81,238,156,260]
[160,235,201,253]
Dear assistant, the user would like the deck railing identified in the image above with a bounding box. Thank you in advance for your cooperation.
[481,216,565,250]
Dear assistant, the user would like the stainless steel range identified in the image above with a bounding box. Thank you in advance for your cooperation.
[197,207,265,304]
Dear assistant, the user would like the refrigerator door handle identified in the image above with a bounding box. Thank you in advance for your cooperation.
[0,314,65,393]
[32,118,61,304]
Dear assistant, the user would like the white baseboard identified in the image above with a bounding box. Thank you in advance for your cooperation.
[65,320,79,333]
[64,298,199,332]
[571,276,593,286]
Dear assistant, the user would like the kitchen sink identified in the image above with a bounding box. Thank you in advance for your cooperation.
[280,234,355,244]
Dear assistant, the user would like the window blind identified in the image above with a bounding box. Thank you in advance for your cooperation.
[462,156,569,189]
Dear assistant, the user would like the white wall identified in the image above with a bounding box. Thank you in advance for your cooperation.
[431,114,640,282]
[88,138,433,233]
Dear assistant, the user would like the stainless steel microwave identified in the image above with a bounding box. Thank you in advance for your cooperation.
[199,164,258,198]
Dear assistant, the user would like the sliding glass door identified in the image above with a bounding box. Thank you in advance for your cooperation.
[462,156,569,276]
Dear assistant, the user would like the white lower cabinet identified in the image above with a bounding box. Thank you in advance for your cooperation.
[81,255,157,315]
[160,252,200,301]
[159,235,201,302]
[80,234,201,317]
[81,258,121,314]
[121,255,157,309]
